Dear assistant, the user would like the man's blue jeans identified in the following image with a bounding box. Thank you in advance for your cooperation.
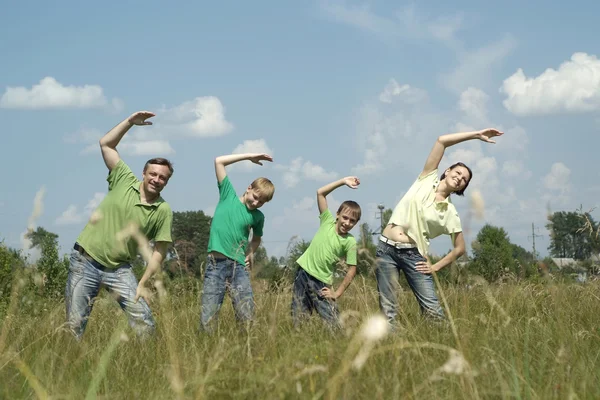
[291,267,339,328]
[65,247,155,340]
[200,255,254,332]
[375,241,445,323]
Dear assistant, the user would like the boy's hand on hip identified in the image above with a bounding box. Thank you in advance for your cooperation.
[134,282,152,303]
[320,287,338,300]
[245,254,254,269]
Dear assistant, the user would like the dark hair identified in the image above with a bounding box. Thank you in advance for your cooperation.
[440,162,472,196]
[144,158,174,176]
[337,200,362,221]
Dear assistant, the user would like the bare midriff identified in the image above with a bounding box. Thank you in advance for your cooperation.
[382,224,416,244]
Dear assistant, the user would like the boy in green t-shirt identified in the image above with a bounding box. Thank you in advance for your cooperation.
[292,176,361,329]
[200,152,275,332]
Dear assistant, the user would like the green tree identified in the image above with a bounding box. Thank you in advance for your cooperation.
[471,224,516,282]
[356,222,376,274]
[170,210,212,276]
[382,208,393,229]
[546,211,597,260]
[25,227,58,250]
[26,227,68,299]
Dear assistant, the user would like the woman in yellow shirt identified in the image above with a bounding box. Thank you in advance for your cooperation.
[376,128,503,323]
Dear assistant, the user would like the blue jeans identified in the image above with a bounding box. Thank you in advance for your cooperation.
[375,241,444,323]
[65,248,155,340]
[200,255,254,331]
[291,267,339,328]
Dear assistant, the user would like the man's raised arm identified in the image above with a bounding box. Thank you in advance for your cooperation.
[99,111,155,171]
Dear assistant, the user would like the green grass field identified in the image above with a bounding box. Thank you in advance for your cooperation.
[1,277,599,399]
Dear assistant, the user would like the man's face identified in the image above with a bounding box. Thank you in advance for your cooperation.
[142,164,171,196]
[336,208,359,235]
[244,187,266,210]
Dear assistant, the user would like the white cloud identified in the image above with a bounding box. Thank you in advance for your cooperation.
[0,77,122,111]
[459,87,489,123]
[441,35,517,94]
[272,196,317,227]
[277,157,338,188]
[353,82,440,175]
[159,96,234,137]
[119,140,175,156]
[230,139,274,172]
[70,127,175,157]
[319,1,463,47]
[379,79,427,104]
[502,52,600,116]
[55,193,105,226]
[502,160,531,179]
[543,162,571,192]
[55,205,83,225]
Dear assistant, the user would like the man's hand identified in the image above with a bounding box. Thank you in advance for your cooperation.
[248,154,273,166]
[128,111,156,126]
[415,260,439,275]
[476,128,503,144]
[134,282,152,303]
[320,287,339,300]
[343,176,360,189]
[245,253,254,270]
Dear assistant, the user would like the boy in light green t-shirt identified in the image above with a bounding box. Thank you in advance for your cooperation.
[292,176,362,329]
[200,152,275,332]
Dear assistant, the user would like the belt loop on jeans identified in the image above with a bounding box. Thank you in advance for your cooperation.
[379,235,416,249]
[73,243,109,271]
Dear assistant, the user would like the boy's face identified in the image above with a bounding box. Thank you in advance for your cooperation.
[244,186,266,210]
[336,208,359,235]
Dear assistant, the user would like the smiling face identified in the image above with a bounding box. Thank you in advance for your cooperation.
[142,164,171,196]
[336,207,359,235]
[243,187,267,210]
[443,165,471,194]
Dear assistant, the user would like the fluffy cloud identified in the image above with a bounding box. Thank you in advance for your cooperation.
[379,79,427,104]
[543,162,571,192]
[159,96,234,137]
[277,157,338,188]
[319,1,463,46]
[0,77,123,111]
[441,35,517,94]
[502,53,600,116]
[56,193,105,226]
[229,139,274,172]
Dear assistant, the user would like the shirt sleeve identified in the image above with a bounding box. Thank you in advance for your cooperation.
[319,209,334,226]
[446,209,463,234]
[153,203,173,243]
[252,212,265,237]
[107,160,138,191]
[345,237,358,266]
[218,176,237,200]
[417,169,438,182]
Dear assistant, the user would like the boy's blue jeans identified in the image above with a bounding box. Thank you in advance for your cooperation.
[291,267,339,328]
[65,246,155,340]
[375,241,445,323]
[200,255,254,332]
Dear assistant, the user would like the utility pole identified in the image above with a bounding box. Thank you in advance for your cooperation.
[528,222,543,260]
[372,204,385,236]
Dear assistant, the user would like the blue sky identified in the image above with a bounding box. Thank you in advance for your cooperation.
[2,0,599,261]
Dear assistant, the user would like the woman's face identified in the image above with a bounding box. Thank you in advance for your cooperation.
[444,166,471,192]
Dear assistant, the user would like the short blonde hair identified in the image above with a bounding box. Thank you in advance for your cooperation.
[250,177,275,202]
[337,201,362,221]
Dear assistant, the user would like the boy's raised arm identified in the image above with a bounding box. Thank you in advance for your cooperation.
[214,153,273,184]
[316,176,360,214]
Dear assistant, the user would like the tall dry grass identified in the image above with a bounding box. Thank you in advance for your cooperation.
[1,275,599,399]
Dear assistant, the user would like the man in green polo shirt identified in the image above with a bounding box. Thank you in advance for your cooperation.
[65,110,173,340]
